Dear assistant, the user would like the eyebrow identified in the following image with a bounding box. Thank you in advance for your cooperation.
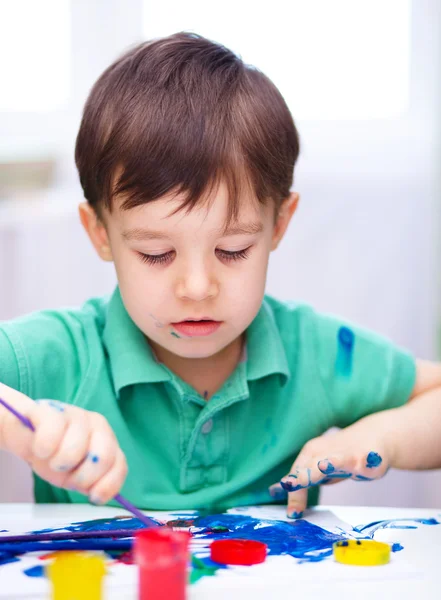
[122,229,171,241]
[121,221,264,242]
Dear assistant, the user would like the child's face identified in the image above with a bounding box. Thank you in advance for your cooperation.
[80,182,298,360]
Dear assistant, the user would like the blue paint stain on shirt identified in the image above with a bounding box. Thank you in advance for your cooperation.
[335,326,355,376]
[366,452,382,468]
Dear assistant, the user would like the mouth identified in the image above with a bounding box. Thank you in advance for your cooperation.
[171,319,222,337]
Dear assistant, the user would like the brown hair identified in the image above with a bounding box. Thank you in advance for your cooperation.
[75,32,300,222]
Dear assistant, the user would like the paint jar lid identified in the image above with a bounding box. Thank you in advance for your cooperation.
[333,539,391,566]
[210,539,267,565]
[47,551,106,599]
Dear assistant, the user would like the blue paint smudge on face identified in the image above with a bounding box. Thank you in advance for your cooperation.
[190,514,348,563]
[24,565,45,578]
[171,331,181,338]
[366,452,382,468]
[392,543,404,552]
[335,326,355,376]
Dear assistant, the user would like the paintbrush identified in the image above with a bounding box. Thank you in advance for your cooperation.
[0,397,157,528]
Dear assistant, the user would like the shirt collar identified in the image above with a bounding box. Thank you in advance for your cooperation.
[103,288,171,395]
[246,298,291,383]
[103,288,290,396]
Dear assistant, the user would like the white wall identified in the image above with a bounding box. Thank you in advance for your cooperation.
[0,0,440,508]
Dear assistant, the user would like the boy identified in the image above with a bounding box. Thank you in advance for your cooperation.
[0,33,440,519]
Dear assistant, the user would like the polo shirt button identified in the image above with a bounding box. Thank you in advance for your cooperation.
[201,419,213,434]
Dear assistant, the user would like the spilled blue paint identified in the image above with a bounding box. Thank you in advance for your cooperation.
[23,565,45,578]
[392,543,404,552]
[366,452,382,468]
[335,326,355,376]
[0,552,19,566]
[190,514,348,563]
[354,518,440,536]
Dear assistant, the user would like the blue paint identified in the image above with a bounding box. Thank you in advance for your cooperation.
[23,565,45,578]
[47,400,65,412]
[0,552,19,566]
[354,475,373,481]
[171,331,181,338]
[191,514,348,563]
[366,452,382,468]
[354,518,440,536]
[89,453,100,464]
[335,326,355,376]
[392,543,404,552]
[287,511,303,519]
[269,486,287,501]
[318,460,352,480]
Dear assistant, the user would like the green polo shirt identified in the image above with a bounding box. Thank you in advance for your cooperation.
[0,288,415,510]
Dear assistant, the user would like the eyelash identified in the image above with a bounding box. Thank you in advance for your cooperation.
[138,247,251,266]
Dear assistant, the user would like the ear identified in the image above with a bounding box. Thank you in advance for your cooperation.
[78,203,113,262]
[271,192,299,250]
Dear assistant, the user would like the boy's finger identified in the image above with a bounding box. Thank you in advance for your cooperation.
[280,465,325,492]
[31,402,69,460]
[65,430,117,493]
[317,455,357,480]
[287,487,308,518]
[88,449,128,505]
[49,419,91,473]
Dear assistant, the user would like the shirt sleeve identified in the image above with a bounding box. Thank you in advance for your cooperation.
[311,311,417,428]
[0,328,21,392]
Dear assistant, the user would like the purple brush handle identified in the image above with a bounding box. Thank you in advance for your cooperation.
[0,528,141,543]
[0,397,155,529]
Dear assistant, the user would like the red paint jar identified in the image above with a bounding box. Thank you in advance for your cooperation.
[135,528,191,600]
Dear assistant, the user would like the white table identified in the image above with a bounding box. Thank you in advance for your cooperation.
[0,503,440,599]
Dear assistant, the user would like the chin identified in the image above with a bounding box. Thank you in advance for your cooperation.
[169,339,229,360]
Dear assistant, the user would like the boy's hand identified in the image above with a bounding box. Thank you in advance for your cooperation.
[0,385,128,505]
[268,428,390,518]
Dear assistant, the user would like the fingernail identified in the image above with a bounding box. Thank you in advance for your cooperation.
[287,510,303,519]
[318,459,335,475]
[280,479,303,492]
[268,485,287,500]
[89,495,103,505]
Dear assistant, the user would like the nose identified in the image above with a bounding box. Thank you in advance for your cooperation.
[175,260,219,302]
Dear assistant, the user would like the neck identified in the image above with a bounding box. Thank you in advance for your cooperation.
[149,336,244,399]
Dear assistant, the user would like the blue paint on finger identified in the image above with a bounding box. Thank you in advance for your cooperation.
[268,486,288,501]
[318,460,352,480]
[89,454,100,464]
[354,474,373,481]
[335,326,355,376]
[366,452,382,468]
[287,511,303,519]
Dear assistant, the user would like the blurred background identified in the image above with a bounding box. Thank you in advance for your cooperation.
[0,0,440,507]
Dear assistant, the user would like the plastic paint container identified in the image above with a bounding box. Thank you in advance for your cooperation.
[210,539,267,565]
[135,528,191,600]
[47,551,106,600]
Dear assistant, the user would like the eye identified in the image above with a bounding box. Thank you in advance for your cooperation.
[216,247,251,262]
[138,251,175,266]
